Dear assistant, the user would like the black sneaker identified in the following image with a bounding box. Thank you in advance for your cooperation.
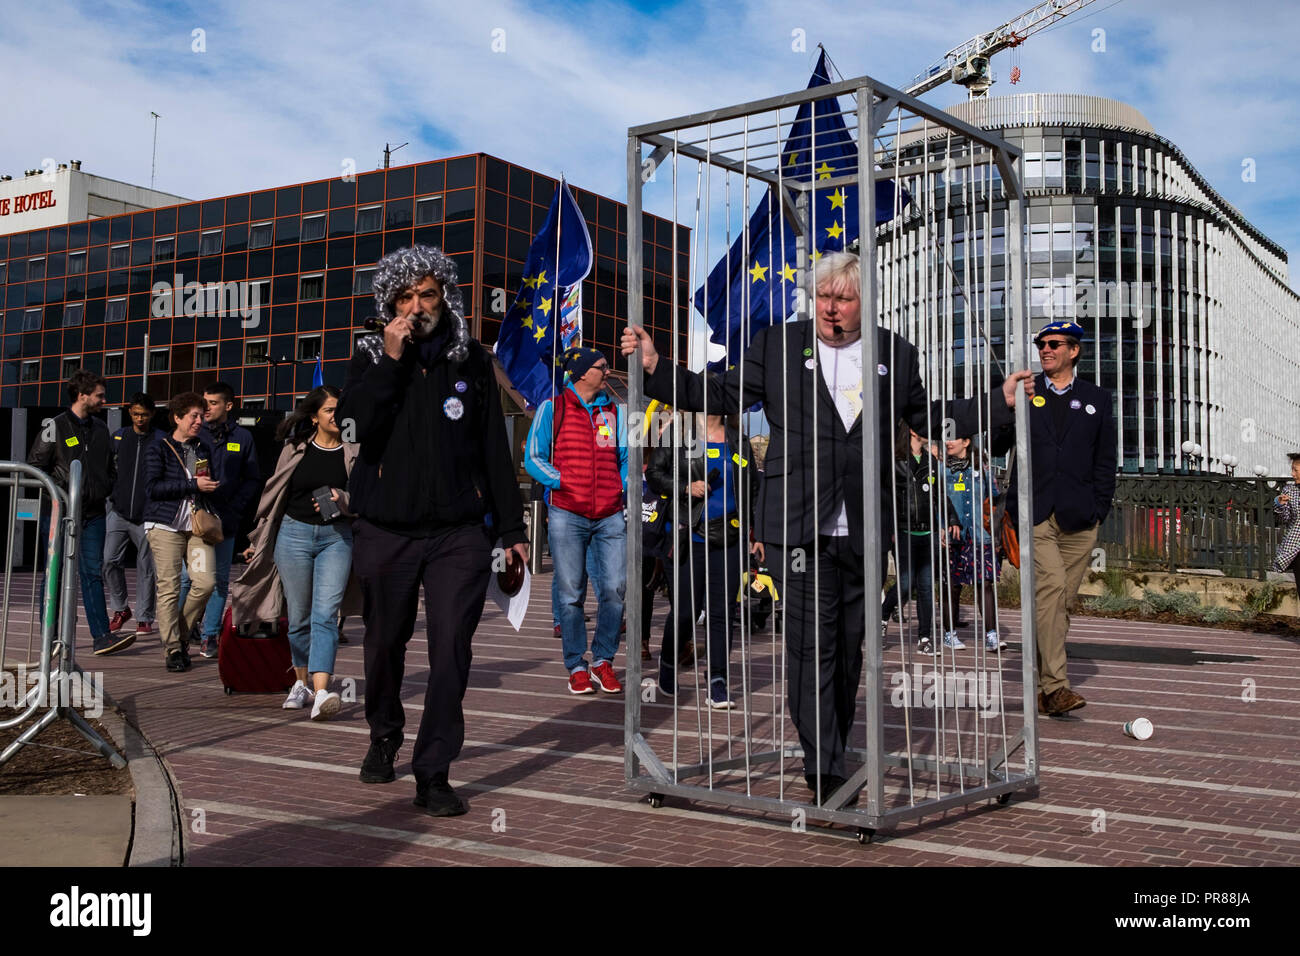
[413,774,469,817]
[358,737,400,784]
[188,622,203,646]
[165,649,189,672]
[94,632,136,656]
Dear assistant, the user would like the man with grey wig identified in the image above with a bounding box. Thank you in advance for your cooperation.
[340,244,528,817]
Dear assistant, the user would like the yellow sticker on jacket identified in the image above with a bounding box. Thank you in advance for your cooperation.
[732,453,748,467]
[227,442,241,451]
[1032,395,1046,407]
[64,436,79,447]
[113,434,122,440]
[597,426,611,437]
[707,448,721,459]
[730,518,739,528]
[954,481,966,491]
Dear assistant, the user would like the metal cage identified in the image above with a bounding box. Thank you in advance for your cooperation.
[623,69,1038,841]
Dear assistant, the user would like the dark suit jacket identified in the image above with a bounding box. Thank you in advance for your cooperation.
[642,321,1013,553]
[1009,372,1117,533]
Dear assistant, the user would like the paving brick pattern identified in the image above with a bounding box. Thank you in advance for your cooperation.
[10,568,1298,866]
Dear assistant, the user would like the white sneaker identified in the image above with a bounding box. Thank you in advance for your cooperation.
[985,631,1006,651]
[942,631,966,650]
[282,680,315,709]
[311,690,341,721]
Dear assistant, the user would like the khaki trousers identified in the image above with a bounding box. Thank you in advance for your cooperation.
[1031,515,1098,695]
[147,528,216,657]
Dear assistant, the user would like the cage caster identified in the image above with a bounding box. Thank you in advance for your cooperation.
[224,686,233,696]
[997,792,1012,805]
[647,793,665,809]
[856,827,875,845]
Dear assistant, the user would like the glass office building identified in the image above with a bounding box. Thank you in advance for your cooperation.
[878,93,1300,473]
[0,153,688,410]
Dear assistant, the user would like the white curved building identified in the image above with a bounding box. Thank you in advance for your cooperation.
[877,93,1300,474]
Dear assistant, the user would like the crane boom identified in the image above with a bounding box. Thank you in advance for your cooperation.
[905,0,1097,99]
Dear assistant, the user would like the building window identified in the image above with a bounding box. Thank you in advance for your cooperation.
[241,397,266,411]
[148,348,170,373]
[28,257,45,282]
[0,262,5,284]
[299,274,324,300]
[353,267,376,295]
[62,356,82,380]
[110,244,130,268]
[106,298,127,322]
[63,303,84,327]
[66,251,86,275]
[356,205,382,234]
[297,334,322,361]
[301,213,326,242]
[154,237,175,262]
[245,340,268,365]
[23,308,42,331]
[21,360,39,383]
[248,221,273,250]
[195,343,218,369]
[415,196,443,225]
[104,352,124,377]
[248,279,271,310]
[200,229,223,256]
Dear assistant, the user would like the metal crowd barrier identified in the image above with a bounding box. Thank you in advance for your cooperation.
[623,68,1038,842]
[0,459,126,770]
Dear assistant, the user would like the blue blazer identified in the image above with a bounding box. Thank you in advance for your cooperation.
[1010,372,1117,534]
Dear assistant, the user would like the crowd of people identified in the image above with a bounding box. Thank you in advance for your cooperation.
[24,242,1299,818]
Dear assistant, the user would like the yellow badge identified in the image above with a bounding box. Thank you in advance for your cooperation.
[954,482,966,491]
[730,518,740,528]
[707,448,721,459]
[1032,395,1046,408]
[64,436,79,447]
[732,453,748,467]
[227,442,241,451]
[113,434,122,440]
[597,426,611,437]
[647,512,657,522]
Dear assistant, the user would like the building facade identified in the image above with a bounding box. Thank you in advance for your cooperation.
[0,163,188,235]
[0,154,688,410]
[877,93,1300,474]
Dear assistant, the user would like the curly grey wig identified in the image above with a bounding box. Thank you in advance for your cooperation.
[372,245,470,363]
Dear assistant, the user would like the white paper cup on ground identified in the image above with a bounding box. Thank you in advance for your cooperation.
[1123,717,1154,740]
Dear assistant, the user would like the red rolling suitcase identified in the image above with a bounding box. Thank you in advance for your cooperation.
[217,607,295,695]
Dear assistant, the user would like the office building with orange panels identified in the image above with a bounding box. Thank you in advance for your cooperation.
[0,154,689,409]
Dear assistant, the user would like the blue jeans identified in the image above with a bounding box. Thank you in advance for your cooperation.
[273,515,353,675]
[550,506,626,673]
[882,533,934,638]
[40,510,110,643]
[179,536,237,640]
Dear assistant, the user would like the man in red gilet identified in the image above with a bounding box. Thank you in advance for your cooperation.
[525,347,628,695]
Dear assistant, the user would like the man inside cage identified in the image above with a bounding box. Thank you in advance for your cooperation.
[1007,321,1116,717]
[339,245,529,817]
[622,251,1033,803]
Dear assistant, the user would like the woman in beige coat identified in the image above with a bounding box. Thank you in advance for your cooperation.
[231,386,361,720]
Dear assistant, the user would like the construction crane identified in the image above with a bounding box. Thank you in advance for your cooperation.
[905,0,1099,99]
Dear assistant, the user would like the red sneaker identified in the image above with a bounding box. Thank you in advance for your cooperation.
[108,607,132,633]
[136,621,154,636]
[568,669,596,695]
[589,661,623,694]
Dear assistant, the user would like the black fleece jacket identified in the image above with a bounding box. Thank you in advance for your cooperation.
[337,329,526,546]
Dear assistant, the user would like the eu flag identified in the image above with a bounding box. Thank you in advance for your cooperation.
[496,178,593,407]
[694,50,908,368]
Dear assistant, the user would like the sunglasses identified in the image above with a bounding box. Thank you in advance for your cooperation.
[1036,339,1070,351]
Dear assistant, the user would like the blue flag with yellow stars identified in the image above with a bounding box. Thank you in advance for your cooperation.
[694,50,908,369]
[496,177,593,407]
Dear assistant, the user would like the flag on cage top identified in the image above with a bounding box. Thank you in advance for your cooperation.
[495,177,593,408]
[694,49,909,369]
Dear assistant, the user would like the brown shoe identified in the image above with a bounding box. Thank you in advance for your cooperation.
[1043,686,1086,715]
[1037,692,1049,715]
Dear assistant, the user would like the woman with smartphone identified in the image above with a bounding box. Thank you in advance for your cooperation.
[234,385,361,719]
[143,392,220,673]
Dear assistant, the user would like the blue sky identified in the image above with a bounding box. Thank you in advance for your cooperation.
[2,0,1297,283]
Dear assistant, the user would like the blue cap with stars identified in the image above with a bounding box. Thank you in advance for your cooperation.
[1034,321,1085,342]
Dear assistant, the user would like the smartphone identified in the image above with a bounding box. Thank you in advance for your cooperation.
[312,485,341,522]
[194,458,210,478]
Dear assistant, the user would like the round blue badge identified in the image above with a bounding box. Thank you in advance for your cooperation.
[877,364,888,376]
[443,397,464,421]
[455,381,468,393]
[1070,399,1082,410]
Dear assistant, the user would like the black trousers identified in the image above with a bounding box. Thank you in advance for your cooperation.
[771,536,865,778]
[661,537,741,684]
[353,519,492,784]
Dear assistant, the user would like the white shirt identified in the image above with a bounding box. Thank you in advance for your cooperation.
[815,339,865,536]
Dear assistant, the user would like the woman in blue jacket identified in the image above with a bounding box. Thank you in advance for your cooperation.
[941,436,1006,653]
[143,392,220,673]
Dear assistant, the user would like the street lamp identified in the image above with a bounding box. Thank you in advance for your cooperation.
[1180,440,1203,474]
[1253,464,1269,478]
[1222,454,1237,476]
[263,354,312,412]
